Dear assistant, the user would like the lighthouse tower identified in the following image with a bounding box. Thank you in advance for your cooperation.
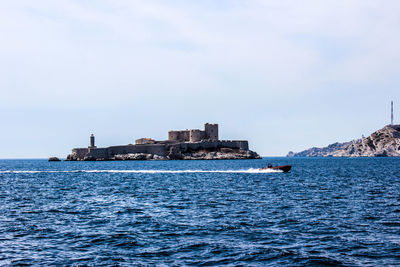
[89,134,96,148]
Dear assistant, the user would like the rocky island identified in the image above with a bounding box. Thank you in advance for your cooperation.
[66,123,261,161]
[287,124,400,157]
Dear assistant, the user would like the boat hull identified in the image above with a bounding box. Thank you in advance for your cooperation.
[260,165,292,173]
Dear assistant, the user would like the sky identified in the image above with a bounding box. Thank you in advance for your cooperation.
[1,0,400,158]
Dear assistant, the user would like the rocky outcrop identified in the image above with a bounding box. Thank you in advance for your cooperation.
[66,147,261,161]
[287,141,351,157]
[167,146,183,160]
[181,148,260,160]
[112,153,160,160]
[288,125,400,157]
[66,153,79,161]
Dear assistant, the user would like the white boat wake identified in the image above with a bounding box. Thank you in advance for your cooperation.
[0,168,282,174]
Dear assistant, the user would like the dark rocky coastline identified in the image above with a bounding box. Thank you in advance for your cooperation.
[66,147,261,161]
[288,124,400,157]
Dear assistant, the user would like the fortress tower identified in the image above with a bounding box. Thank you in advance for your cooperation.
[168,123,219,143]
[205,123,218,141]
[189,129,205,142]
[168,130,190,142]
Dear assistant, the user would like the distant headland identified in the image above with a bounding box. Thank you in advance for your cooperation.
[65,123,261,161]
[287,124,400,157]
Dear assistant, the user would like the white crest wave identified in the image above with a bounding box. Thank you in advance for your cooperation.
[0,168,282,174]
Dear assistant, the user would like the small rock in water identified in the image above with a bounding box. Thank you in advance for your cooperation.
[48,157,61,162]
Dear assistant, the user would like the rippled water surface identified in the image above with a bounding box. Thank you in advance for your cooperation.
[1,158,400,266]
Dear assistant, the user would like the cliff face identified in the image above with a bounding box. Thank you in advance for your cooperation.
[287,125,400,157]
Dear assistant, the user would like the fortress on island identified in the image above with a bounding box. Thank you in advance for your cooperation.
[66,123,260,161]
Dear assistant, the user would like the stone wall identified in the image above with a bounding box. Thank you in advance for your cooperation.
[142,144,167,156]
[135,138,155,145]
[169,123,218,142]
[72,148,89,158]
[178,140,248,151]
[107,144,167,157]
[168,130,190,142]
[189,129,205,142]
[88,148,108,158]
[217,140,248,150]
[69,139,250,160]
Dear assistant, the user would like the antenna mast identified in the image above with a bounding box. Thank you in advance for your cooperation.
[391,101,394,125]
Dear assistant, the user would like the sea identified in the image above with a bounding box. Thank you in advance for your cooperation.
[0,158,399,266]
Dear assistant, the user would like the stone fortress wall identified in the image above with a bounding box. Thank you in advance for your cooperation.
[177,140,248,151]
[73,140,249,160]
[107,144,167,157]
[168,130,190,142]
[135,138,155,145]
[72,148,91,159]
[169,123,219,142]
[189,129,205,142]
[69,123,250,160]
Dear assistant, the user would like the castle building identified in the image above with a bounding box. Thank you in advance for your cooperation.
[168,123,219,143]
[68,123,251,160]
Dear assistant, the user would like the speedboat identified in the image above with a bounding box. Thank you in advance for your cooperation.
[260,164,292,173]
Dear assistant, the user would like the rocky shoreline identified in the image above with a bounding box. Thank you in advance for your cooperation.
[287,124,400,157]
[66,148,261,161]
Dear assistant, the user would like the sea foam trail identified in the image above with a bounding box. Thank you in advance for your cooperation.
[0,168,282,174]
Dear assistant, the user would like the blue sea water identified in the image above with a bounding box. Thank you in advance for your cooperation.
[0,158,400,266]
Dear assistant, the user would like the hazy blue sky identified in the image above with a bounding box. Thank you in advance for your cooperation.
[1,0,399,158]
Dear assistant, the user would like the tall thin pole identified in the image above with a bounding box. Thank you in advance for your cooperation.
[391,101,394,125]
